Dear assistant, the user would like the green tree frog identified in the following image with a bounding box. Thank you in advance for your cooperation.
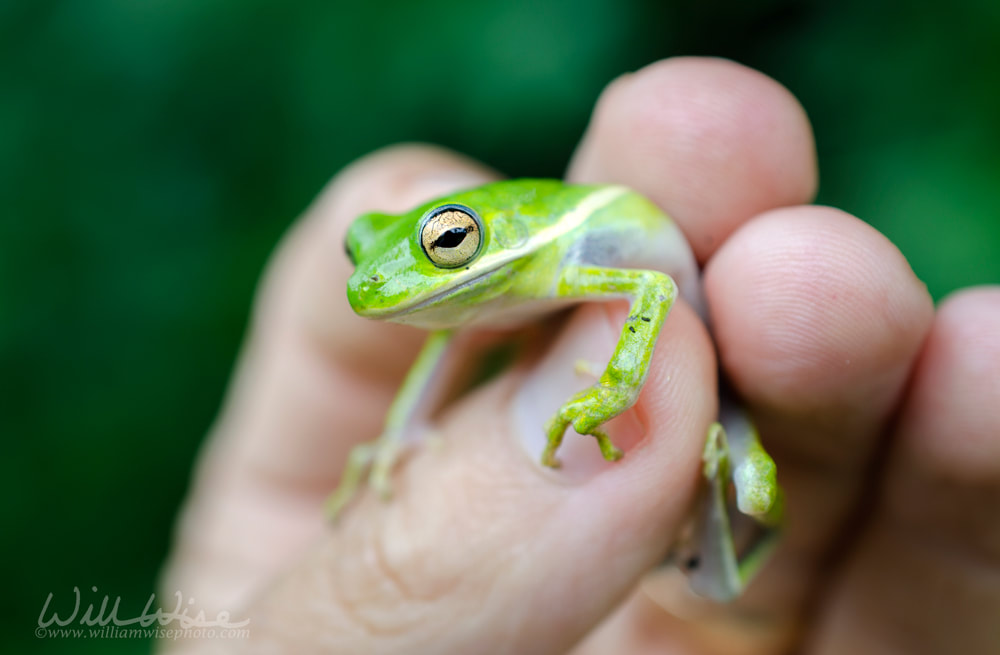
[328,179,783,601]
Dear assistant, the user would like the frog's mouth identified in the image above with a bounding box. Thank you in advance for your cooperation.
[372,268,494,322]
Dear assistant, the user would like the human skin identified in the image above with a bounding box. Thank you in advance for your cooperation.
[159,58,1000,654]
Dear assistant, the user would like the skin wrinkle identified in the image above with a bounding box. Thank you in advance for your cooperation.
[379,508,472,605]
[371,520,439,608]
[324,548,382,642]
[330,517,442,642]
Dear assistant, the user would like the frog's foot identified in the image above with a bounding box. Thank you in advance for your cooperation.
[687,422,783,600]
[369,439,404,500]
[703,422,781,524]
[324,436,407,521]
[684,423,743,600]
[734,451,781,524]
[541,384,630,468]
[325,442,377,521]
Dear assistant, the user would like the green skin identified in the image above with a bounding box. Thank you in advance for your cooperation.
[329,179,783,601]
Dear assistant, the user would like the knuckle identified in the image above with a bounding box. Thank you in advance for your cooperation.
[326,513,466,640]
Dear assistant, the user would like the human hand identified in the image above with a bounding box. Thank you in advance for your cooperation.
[160,58,1000,654]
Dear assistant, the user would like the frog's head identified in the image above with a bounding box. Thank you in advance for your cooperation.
[344,193,509,328]
[344,180,585,328]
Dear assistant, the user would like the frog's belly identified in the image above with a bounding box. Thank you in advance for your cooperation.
[465,297,585,328]
[388,295,581,330]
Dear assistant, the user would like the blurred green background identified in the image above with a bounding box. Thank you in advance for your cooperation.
[3,0,998,652]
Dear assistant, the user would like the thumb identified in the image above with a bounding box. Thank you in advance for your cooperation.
[244,300,715,654]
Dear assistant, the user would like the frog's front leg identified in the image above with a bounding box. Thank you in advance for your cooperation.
[541,266,677,468]
[325,330,453,520]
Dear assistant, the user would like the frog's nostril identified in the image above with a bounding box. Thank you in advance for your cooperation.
[369,274,381,283]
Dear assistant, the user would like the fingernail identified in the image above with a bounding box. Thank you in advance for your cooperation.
[512,304,641,481]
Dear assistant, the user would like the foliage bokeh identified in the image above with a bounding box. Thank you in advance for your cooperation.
[3,1,997,653]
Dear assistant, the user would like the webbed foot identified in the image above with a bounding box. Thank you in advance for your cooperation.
[541,383,633,468]
[686,421,783,601]
[325,435,405,521]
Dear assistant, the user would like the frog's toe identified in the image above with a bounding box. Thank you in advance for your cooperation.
[734,452,780,519]
[370,472,394,500]
[541,385,631,465]
[325,442,378,521]
[590,427,624,461]
[368,441,404,500]
[324,488,353,521]
[542,418,568,469]
[540,452,563,469]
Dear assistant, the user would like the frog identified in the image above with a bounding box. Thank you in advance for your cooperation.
[326,179,783,601]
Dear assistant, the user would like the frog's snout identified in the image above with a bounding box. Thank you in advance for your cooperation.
[346,269,385,315]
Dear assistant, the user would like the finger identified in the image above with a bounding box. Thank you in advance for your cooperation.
[806,287,1000,654]
[242,300,720,654]
[568,57,817,261]
[596,208,934,654]
[568,56,926,650]
[161,145,497,613]
[703,207,934,613]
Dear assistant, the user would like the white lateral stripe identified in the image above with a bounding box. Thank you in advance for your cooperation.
[389,186,629,315]
[473,185,628,272]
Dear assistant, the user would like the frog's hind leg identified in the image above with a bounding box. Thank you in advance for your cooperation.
[324,427,410,519]
[324,429,408,519]
[684,397,783,601]
[324,442,378,519]
[325,330,454,521]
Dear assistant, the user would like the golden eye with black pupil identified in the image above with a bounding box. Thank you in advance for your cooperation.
[419,204,483,268]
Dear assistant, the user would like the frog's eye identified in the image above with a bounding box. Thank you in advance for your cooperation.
[419,204,483,268]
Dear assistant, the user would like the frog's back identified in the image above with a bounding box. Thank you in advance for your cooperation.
[449,179,606,239]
